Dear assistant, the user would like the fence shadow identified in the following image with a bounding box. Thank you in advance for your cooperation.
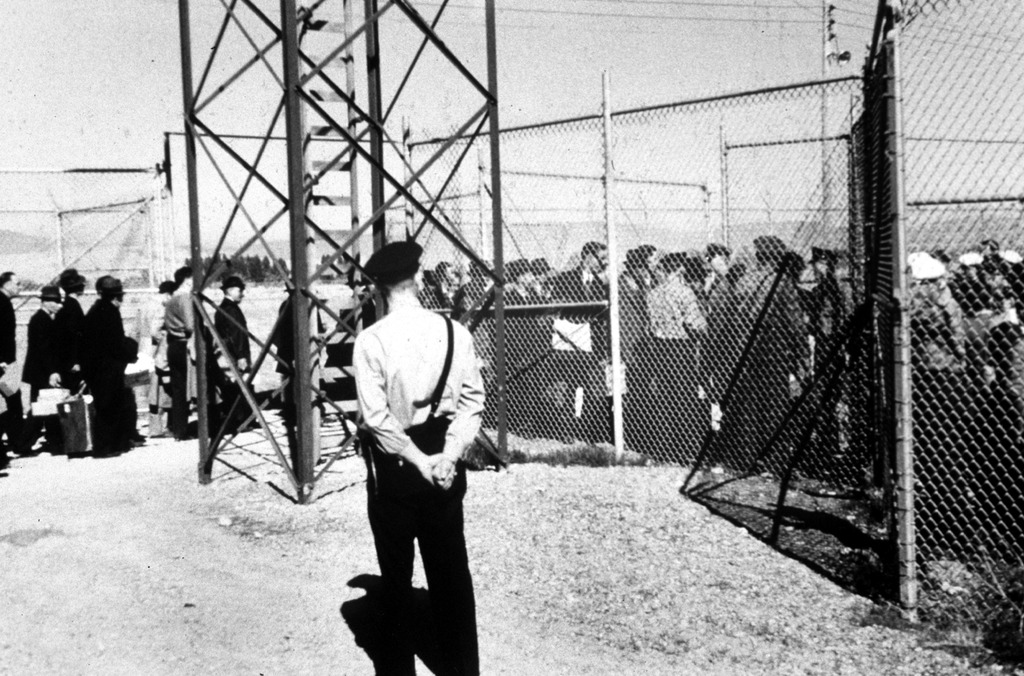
[686,476,897,601]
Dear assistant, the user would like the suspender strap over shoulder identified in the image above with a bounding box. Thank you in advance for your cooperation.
[428,316,455,417]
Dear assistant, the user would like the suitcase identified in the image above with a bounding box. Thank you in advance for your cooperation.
[58,395,96,455]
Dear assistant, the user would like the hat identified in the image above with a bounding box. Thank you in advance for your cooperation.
[706,243,731,260]
[581,241,606,261]
[752,235,788,260]
[810,247,839,264]
[39,285,62,302]
[530,258,551,277]
[958,251,983,266]
[626,245,657,271]
[909,252,946,280]
[158,280,177,294]
[220,275,246,291]
[95,275,124,297]
[364,241,423,286]
[658,252,689,275]
[506,259,533,281]
[58,268,86,292]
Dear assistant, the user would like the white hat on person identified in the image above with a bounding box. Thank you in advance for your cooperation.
[1001,249,1023,264]
[910,252,946,280]
[958,251,984,266]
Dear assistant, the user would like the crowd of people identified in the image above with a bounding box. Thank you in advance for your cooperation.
[908,241,1024,556]
[0,266,255,469]
[415,235,851,466]
[0,268,145,467]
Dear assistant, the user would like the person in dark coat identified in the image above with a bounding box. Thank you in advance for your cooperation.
[704,243,745,411]
[271,288,326,467]
[549,241,612,443]
[504,259,550,436]
[81,276,140,456]
[807,247,849,474]
[0,271,24,467]
[620,245,657,452]
[713,236,809,470]
[18,285,64,453]
[53,268,88,395]
[213,275,252,435]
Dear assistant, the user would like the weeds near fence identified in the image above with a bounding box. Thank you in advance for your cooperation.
[918,553,1024,664]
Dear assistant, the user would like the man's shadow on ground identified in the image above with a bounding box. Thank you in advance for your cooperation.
[340,574,449,676]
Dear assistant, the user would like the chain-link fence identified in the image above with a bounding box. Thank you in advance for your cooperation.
[0,169,174,289]
[888,0,1024,634]
[408,78,896,595]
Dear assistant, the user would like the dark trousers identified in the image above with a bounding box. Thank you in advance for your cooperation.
[167,340,190,440]
[367,486,479,676]
[93,387,137,454]
[1,389,24,451]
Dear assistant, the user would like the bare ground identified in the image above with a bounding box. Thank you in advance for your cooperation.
[0,441,1013,675]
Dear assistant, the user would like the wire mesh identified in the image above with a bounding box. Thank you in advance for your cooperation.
[415,79,882,483]
[0,170,173,289]
[898,0,1024,622]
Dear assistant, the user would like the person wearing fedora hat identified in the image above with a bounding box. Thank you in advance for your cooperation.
[353,240,484,675]
[81,276,140,456]
[53,268,88,394]
[17,285,65,454]
[212,275,252,434]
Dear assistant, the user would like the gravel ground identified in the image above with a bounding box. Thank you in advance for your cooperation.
[0,441,1017,675]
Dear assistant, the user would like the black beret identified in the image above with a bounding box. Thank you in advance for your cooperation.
[220,275,246,291]
[364,241,424,286]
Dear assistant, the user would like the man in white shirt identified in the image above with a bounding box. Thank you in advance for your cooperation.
[353,241,484,676]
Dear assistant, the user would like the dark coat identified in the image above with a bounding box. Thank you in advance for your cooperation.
[53,295,85,377]
[215,298,251,364]
[0,292,15,365]
[271,296,324,376]
[81,298,138,409]
[22,309,59,392]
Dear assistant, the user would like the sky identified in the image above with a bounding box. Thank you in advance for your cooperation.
[0,0,879,171]
[0,0,882,274]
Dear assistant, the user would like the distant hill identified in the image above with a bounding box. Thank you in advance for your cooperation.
[0,228,51,255]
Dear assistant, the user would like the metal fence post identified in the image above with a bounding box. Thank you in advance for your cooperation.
[485,0,507,458]
[886,17,918,621]
[603,71,625,462]
[281,0,316,504]
[177,0,211,482]
[718,122,730,247]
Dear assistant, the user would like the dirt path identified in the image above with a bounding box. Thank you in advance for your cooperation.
[0,442,1000,675]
